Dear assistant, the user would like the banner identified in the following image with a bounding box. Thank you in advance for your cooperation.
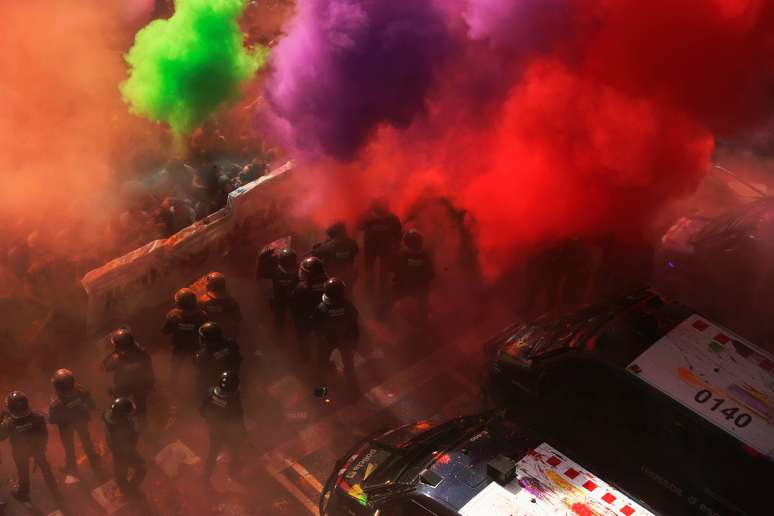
[81,162,296,332]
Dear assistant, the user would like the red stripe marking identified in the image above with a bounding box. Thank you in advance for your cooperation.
[692,320,708,331]
[564,467,580,479]
[714,333,729,344]
[620,506,635,516]
[547,456,562,467]
[583,480,597,491]
[602,493,617,504]
[760,359,773,372]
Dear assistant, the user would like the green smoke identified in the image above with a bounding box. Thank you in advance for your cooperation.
[121,0,266,136]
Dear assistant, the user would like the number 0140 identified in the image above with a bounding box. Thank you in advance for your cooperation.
[693,389,752,428]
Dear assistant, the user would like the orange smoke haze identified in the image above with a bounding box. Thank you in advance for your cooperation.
[0,0,165,254]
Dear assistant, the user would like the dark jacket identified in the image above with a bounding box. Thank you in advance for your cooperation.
[49,386,95,426]
[199,293,242,336]
[311,237,359,278]
[269,264,299,304]
[310,297,360,346]
[162,307,208,352]
[393,249,435,293]
[0,411,49,457]
[103,347,155,393]
[200,387,245,435]
[195,339,242,383]
[359,212,402,256]
[103,411,139,458]
[290,280,327,332]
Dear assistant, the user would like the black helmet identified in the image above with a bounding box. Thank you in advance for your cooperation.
[5,391,30,419]
[199,321,223,341]
[403,229,423,251]
[110,397,135,418]
[51,369,75,395]
[174,288,198,310]
[326,221,346,239]
[324,277,346,303]
[299,256,325,283]
[205,272,226,294]
[278,248,297,270]
[111,328,135,352]
[370,198,388,215]
[218,370,240,394]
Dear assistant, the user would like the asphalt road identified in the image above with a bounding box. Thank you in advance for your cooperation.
[0,276,494,516]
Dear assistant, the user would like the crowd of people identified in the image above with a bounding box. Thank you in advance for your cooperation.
[115,153,270,254]
[0,199,437,509]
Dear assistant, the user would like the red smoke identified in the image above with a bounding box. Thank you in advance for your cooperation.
[288,0,774,278]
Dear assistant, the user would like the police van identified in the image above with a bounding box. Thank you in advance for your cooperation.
[320,411,656,516]
[485,290,773,516]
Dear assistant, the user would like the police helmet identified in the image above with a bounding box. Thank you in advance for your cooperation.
[111,328,135,352]
[174,288,198,310]
[403,229,424,251]
[324,277,347,303]
[5,391,31,419]
[278,248,298,270]
[199,321,224,341]
[51,369,76,395]
[326,222,346,239]
[110,397,135,418]
[299,256,325,283]
[205,272,227,294]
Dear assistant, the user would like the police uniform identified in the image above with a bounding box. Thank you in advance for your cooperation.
[103,348,155,415]
[310,295,360,387]
[359,210,402,293]
[267,263,299,331]
[103,410,145,495]
[311,237,359,289]
[199,293,243,340]
[194,340,242,398]
[162,306,208,380]
[0,411,59,500]
[392,248,434,320]
[199,387,245,478]
[48,385,100,472]
[290,279,327,357]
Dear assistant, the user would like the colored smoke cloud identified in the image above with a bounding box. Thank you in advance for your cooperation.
[265,0,453,160]
[122,0,267,136]
[0,0,160,253]
[265,0,774,276]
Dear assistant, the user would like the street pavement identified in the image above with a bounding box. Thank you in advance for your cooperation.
[0,277,497,516]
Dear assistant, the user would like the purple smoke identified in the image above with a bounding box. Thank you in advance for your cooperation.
[464,0,573,55]
[264,0,453,161]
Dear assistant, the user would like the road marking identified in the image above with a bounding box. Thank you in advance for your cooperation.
[266,468,318,515]
[260,346,453,474]
[282,456,324,493]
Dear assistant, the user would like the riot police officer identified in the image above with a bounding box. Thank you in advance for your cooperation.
[310,278,360,392]
[310,222,359,290]
[290,257,328,359]
[103,398,145,497]
[48,369,100,476]
[392,229,434,322]
[102,329,155,416]
[264,248,299,332]
[194,322,242,398]
[199,371,245,480]
[162,288,208,383]
[199,272,243,340]
[0,391,60,502]
[358,199,402,295]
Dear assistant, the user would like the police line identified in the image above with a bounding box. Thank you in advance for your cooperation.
[80,161,296,333]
